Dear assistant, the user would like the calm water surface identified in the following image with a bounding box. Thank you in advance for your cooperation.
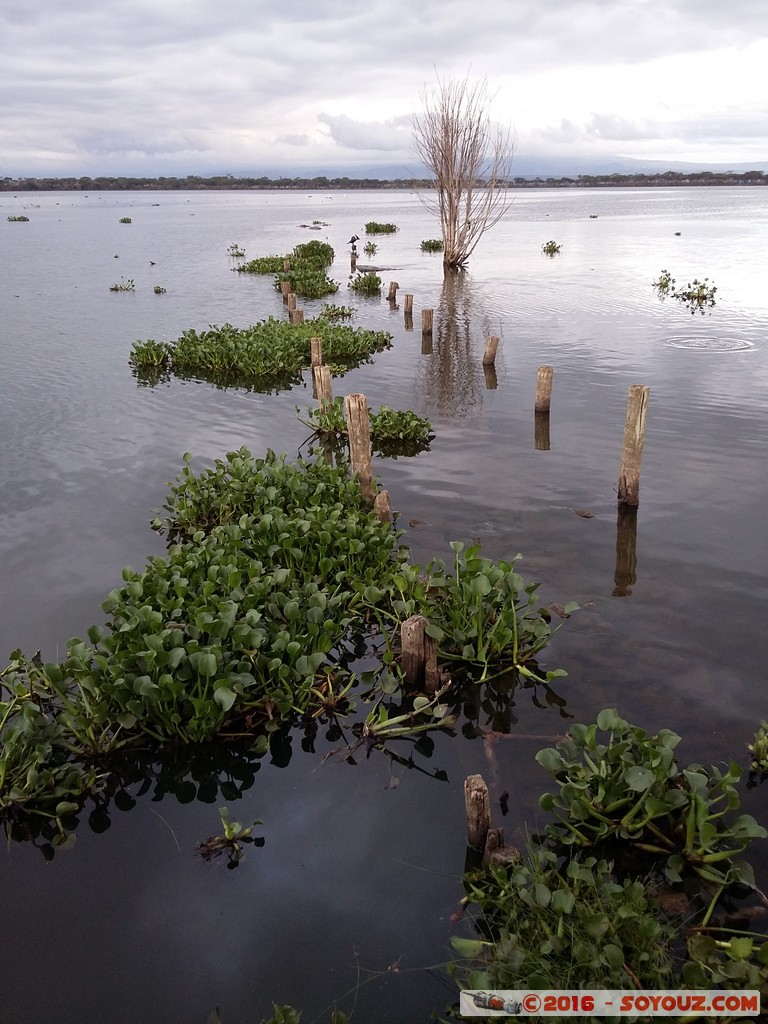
[1,187,766,1023]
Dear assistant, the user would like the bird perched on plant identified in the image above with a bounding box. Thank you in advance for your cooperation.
[348,234,359,245]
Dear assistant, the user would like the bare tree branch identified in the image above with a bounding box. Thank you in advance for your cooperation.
[413,73,514,271]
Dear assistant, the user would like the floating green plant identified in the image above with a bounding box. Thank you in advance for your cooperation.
[227,243,246,258]
[653,268,675,293]
[300,398,435,457]
[197,806,264,868]
[318,303,356,321]
[153,285,166,294]
[7,215,29,222]
[119,216,132,224]
[109,278,135,292]
[365,221,398,234]
[420,238,444,252]
[541,240,561,256]
[363,241,377,257]
[349,271,382,294]
[129,317,392,391]
[749,721,768,773]
[235,255,284,274]
[451,711,768,1012]
[653,269,718,314]
[1,448,572,837]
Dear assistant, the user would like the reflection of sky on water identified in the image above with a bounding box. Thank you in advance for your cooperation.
[1,187,766,1022]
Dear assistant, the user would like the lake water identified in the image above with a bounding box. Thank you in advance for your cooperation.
[1,187,767,1023]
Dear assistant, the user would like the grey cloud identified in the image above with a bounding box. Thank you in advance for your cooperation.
[276,134,311,147]
[317,113,412,152]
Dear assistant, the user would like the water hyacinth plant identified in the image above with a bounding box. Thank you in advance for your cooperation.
[349,272,382,294]
[541,240,562,256]
[109,278,135,292]
[300,398,435,457]
[129,317,392,391]
[1,447,573,839]
[365,222,398,234]
[119,217,132,224]
[420,238,444,252]
[7,215,30,222]
[227,243,246,258]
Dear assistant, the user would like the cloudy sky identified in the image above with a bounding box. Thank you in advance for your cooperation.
[2,0,766,178]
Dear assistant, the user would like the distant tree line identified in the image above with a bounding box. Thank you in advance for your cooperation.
[1,169,765,192]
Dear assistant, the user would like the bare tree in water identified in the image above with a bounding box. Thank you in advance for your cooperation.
[413,74,515,272]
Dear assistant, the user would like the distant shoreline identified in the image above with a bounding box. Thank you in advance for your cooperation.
[1,170,766,192]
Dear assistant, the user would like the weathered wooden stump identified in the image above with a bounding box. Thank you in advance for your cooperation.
[343,393,373,501]
[310,337,323,368]
[535,365,553,413]
[401,614,438,691]
[404,293,414,316]
[313,365,333,407]
[288,308,304,324]
[373,488,391,524]
[387,281,399,303]
[421,308,434,337]
[482,336,499,366]
[464,774,491,851]
[618,385,650,506]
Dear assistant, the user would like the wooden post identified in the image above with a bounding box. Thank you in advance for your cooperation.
[535,366,553,413]
[286,292,297,311]
[282,259,291,272]
[401,614,437,690]
[373,489,391,524]
[421,309,433,337]
[280,280,291,301]
[534,411,551,451]
[387,281,399,303]
[313,365,333,407]
[289,308,304,324]
[464,774,491,851]
[343,393,374,501]
[310,337,323,368]
[404,312,414,332]
[482,336,499,366]
[404,294,414,316]
[483,828,520,869]
[618,385,650,507]
[483,364,498,390]
[350,252,357,272]
[613,505,638,597]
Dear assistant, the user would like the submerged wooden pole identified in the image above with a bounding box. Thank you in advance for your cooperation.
[404,293,414,316]
[282,258,292,272]
[464,774,491,851]
[289,308,304,325]
[280,280,291,301]
[535,366,553,413]
[482,336,499,366]
[613,505,638,597]
[483,364,498,390]
[286,292,297,311]
[310,337,323,368]
[618,385,650,507]
[534,411,551,451]
[421,308,433,337]
[343,393,373,501]
[387,281,399,303]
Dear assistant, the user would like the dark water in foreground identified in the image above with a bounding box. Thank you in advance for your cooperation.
[0,187,766,1023]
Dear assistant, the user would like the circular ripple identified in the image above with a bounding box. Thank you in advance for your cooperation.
[668,336,755,352]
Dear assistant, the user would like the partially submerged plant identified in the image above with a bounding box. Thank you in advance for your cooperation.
[420,238,444,252]
[318,303,355,321]
[129,317,392,390]
[153,285,166,294]
[541,240,561,256]
[109,278,135,292]
[300,398,435,457]
[363,241,377,257]
[653,269,675,294]
[7,215,30,222]
[227,243,246,258]
[197,806,263,868]
[349,271,382,295]
[118,217,132,224]
[536,708,766,884]
[365,221,398,234]
[748,722,768,773]
[653,269,718,314]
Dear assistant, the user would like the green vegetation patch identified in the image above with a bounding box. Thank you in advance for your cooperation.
[349,271,382,294]
[237,240,338,298]
[129,317,392,391]
[420,238,444,252]
[1,448,571,840]
[365,221,398,234]
[541,240,561,255]
[301,398,435,458]
[7,215,30,222]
